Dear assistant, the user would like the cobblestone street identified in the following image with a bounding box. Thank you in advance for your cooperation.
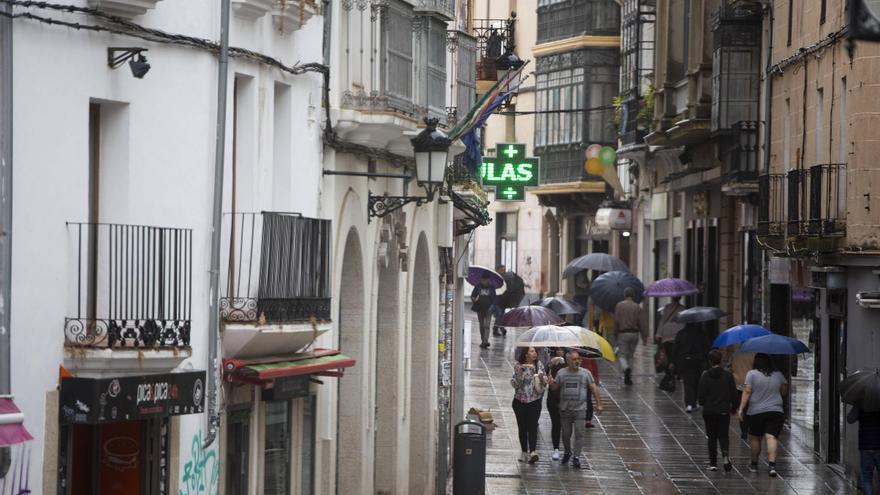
[463,317,857,495]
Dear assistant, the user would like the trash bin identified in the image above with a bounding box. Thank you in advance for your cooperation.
[453,420,486,495]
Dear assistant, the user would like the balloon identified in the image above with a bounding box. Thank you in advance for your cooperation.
[585,144,602,160]
[585,158,604,176]
[599,146,617,166]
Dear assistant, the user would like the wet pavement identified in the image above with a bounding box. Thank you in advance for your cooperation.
[462,317,856,494]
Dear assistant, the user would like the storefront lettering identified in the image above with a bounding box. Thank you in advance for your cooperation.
[180,430,219,495]
[136,382,176,405]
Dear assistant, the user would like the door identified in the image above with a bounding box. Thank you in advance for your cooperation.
[225,408,250,495]
[827,312,847,464]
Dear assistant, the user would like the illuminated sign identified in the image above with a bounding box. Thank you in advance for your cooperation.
[480,143,541,201]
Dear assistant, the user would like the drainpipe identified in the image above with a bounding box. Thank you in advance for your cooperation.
[204,0,231,448]
[0,0,13,396]
[761,0,774,174]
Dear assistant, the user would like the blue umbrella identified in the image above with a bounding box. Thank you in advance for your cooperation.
[739,333,810,355]
[713,324,771,348]
[590,270,645,313]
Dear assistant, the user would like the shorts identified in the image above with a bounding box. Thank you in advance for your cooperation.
[747,411,784,437]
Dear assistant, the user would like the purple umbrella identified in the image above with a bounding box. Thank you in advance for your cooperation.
[644,278,699,298]
[497,306,565,327]
[466,265,504,289]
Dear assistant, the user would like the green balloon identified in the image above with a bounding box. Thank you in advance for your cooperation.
[599,146,616,166]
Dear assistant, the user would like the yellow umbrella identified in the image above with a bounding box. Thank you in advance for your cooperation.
[569,326,616,362]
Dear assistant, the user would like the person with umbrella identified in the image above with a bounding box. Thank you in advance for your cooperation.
[494,265,527,337]
[548,349,603,469]
[736,353,788,477]
[841,369,880,495]
[614,287,645,386]
[698,349,737,472]
[471,272,498,349]
[672,322,712,412]
[655,296,686,387]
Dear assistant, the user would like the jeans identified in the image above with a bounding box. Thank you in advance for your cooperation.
[547,394,561,449]
[512,398,542,452]
[703,413,731,465]
[560,409,587,456]
[617,332,640,371]
[861,449,880,495]
[679,358,703,407]
[477,310,492,345]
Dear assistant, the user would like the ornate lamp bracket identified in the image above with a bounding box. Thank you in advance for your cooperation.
[368,192,429,222]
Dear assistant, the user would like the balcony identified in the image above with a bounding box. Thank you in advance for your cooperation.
[414,0,454,21]
[64,223,192,374]
[473,17,516,83]
[720,121,759,194]
[757,173,784,237]
[87,0,164,18]
[221,212,331,324]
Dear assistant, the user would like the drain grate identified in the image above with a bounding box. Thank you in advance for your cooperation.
[485,473,522,479]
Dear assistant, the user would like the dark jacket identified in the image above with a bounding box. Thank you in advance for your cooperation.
[673,324,711,367]
[698,366,737,415]
[471,285,496,312]
[847,407,880,451]
[499,272,526,309]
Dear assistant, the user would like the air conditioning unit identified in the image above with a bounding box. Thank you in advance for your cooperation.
[856,291,880,309]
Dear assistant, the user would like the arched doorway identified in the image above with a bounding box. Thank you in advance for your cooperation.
[374,238,401,494]
[408,233,433,492]
[337,228,366,494]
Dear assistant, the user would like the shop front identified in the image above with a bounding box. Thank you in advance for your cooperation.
[58,371,206,495]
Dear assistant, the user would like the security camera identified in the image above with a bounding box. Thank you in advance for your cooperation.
[129,53,150,79]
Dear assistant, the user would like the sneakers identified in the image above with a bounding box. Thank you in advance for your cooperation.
[519,452,529,463]
[501,327,508,336]
[479,342,490,349]
[571,457,581,469]
[748,462,758,473]
[624,368,633,386]
[723,456,732,472]
[769,463,777,477]
[685,405,693,413]
[561,452,571,464]
[492,326,502,336]
[551,449,561,461]
[528,452,539,464]
[707,464,718,472]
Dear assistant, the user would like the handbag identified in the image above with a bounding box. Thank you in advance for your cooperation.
[533,372,545,394]
[654,346,668,373]
[659,370,676,392]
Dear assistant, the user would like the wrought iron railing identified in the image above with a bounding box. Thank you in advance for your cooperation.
[473,17,515,81]
[808,163,846,236]
[221,212,331,323]
[757,174,784,236]
[65,223,192,349]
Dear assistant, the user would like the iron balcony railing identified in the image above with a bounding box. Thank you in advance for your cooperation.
[473,17,516,81]
[808,164,846,236]
[65,223,192,349]
[757,174,785,236]
[221,212,331,324]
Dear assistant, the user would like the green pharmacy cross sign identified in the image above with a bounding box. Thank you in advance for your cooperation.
[480,143,540,202]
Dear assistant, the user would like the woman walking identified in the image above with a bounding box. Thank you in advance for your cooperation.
[736,353,788,477]
[546,348,567,460]
[511,346,547,463]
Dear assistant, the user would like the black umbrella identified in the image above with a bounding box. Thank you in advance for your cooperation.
[562,253,629,278]
[673,306,727,324]
[840,369,880,412]
[536,296,584,316]
[590,270,644,313]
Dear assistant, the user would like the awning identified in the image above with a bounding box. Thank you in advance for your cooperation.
[0,399,33,446]
[224,348,356,386]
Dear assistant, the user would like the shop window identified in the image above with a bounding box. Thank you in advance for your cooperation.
[264,401,291,495]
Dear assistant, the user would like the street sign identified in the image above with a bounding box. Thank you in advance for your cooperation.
[480,142,541,201]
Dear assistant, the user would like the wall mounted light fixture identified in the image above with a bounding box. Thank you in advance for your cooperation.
[107,47,151,79]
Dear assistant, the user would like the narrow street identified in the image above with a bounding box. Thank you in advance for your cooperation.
[463,315,856,495]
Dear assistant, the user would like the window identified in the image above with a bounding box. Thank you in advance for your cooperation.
[425,18,447,114]
[456,33,477,116]
[535,68,585,146]
[273,82,291,210]
[537,0,620,43]
[382,0,414,110]
[838,77,846,163]
[668,0,685,80]
[820,0,826,24]
[787,0,793,46]
[495,212,517,271]
[264,401,291,495]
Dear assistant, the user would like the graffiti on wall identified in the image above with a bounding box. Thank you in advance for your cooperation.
[179,430,219,495]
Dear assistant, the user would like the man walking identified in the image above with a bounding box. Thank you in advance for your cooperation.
[673,322,712,412]
[549,350,603,469]
[847,405,880,494]
[495,265,526,336]
[614,287,645,386]
[471,273,497,348]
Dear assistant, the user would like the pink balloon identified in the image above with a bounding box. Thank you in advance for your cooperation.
[585,144,602,160]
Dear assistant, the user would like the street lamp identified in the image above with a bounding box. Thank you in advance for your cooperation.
[411,117,451,201]
[367,117,452,221]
